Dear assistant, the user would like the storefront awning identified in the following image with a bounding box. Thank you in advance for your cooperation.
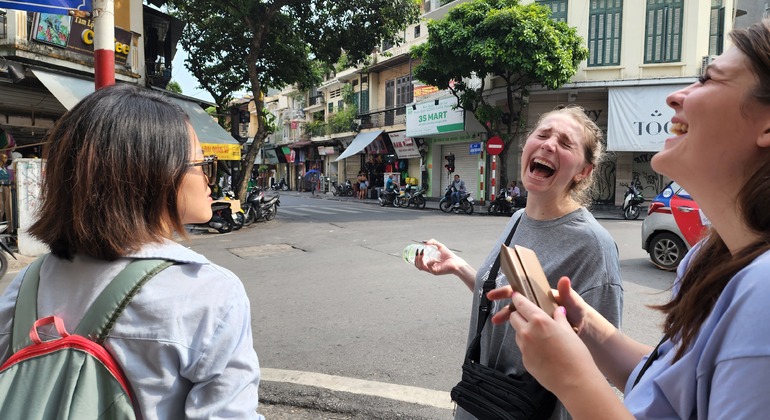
[32,69,241,160]
[335,130,384,161]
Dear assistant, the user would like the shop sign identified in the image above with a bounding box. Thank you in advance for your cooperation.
[607,85,686,152]
[413,84,439,98]
[406,97,465,137]
[31,12,132,65]
[202,143,241,161]
[0,0,91,15]
[389,131,420,159]
[317,146,337,155]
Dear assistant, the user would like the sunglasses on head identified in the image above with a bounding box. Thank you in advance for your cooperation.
[187,155,217,180]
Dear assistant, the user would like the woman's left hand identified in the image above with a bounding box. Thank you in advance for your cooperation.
[491,289,598,396]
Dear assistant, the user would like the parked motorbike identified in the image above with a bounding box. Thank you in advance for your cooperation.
[378,187,400,207]
[331,179,355,197]
[622,184,645,220]
[439,186,474,215]
[0,222,17,279]
[271,178,290,191]
[395,184,427,209]
[188,201,240,233]
[242,187,281,225]
[487,188,527,216]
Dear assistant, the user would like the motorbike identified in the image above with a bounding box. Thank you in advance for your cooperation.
[487,188,527,216]
[439,185,474,215]
[395,184,427,209]
[188,200,241,233]
[271,178,290,191]
[0,222,17,279]
[622,184,645,220]
[378,186,400,207]
[242,187,281,225]
[331,179,355,197]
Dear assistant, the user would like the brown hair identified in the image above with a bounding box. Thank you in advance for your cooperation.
[655,19,770,361]
[30,84,192,260]
[527,105,604,206]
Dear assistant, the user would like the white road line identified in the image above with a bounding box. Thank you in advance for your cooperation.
[277,209,314,216]
[260,368,453,410]
[290,207,339,214]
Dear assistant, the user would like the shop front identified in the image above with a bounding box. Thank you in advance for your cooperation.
[405,96,486,201]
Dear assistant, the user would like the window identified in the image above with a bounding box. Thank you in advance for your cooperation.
[382,39,394,51]
[588,0,623,66]
[395,74,412,108]
[414,24,421,39]
[328,102,334,113]
[535,0,568,22]
[709,0,724,56]
[644,0,684,63]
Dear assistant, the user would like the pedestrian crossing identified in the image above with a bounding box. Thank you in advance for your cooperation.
[279,205,390,217]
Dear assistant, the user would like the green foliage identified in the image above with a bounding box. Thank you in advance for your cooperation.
[327,106,357,134]
[412,0,587,116]
[167,0,420,200]
[166,80,183,93]
[305,120,327,137]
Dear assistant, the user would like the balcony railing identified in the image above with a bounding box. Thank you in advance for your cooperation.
[357,105,407,129]
[307,94,325,107]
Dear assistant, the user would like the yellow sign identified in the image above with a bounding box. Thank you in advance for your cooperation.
[202,143,241,161]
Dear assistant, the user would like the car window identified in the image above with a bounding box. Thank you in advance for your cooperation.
[671,181,691,199]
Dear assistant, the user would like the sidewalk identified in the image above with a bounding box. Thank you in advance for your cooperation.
[286,189,639,221]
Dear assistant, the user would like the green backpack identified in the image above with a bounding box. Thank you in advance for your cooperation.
[0,256,173,419]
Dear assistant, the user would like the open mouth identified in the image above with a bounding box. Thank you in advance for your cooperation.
[670,122,689,136]
[530,158,556,179]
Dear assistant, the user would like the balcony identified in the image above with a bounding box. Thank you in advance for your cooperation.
[357,105,407,129]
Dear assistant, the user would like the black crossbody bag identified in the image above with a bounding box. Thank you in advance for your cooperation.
[450,217,557,419]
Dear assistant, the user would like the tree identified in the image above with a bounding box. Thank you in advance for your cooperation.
[411,0,588,189]
[167,0,420,200]
[166,80,183,93]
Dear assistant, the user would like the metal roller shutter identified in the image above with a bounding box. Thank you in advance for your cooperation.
[439,143,480,200]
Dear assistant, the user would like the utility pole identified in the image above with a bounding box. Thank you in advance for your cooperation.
[92,0,115,89]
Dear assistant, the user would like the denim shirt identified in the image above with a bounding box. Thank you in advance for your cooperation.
[0,239,264,420]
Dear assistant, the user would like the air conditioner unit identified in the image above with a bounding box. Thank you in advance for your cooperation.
[700,55,716,75]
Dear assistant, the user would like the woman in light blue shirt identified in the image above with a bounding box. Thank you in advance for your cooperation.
[0,85,264,419]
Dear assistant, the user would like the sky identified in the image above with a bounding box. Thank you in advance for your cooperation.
[171,49,216,103]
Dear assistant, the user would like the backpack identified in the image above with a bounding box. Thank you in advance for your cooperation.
[0,256,173,419]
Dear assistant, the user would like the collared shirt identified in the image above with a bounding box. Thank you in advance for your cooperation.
[0,239,264,420]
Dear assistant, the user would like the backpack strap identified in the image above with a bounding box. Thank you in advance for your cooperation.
[75,259,174,344]
[11,254,48,353]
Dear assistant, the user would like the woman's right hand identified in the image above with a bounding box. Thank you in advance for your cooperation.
[414,239,466,277]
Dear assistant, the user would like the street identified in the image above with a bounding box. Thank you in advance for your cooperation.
[0,192,675,419]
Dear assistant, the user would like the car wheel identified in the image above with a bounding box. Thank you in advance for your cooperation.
[649,232,687,270]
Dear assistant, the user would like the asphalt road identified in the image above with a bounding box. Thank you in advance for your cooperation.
[0,192,675,418]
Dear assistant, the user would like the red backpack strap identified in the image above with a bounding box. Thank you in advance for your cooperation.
[10,254,48,353]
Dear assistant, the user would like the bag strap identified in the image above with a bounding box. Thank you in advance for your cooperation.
[11,254,48,353]
[10,256,172,351]
[75,259,173,344]
[467,213,523,363]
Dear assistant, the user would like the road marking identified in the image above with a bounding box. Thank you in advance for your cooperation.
[288,207,337,215]
[260,368,453,410]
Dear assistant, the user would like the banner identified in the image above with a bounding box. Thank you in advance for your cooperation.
[607,85,688,152]
[30,12,132,64]
[0,0,91,14]
[389,131,420,159]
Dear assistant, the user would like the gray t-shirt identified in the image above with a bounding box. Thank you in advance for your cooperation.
[455,208,623,420]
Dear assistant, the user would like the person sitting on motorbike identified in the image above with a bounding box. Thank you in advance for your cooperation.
[385,175,397,194]
[508,181,520,199]
[450,174,466,208]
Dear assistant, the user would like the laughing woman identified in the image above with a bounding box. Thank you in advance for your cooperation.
[491,19,770,420]
[414,105,623,420]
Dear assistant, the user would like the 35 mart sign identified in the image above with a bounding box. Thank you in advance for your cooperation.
[406,97,465,137]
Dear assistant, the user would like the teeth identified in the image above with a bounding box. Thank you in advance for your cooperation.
[533,158,555,170]
[670,122,689,136]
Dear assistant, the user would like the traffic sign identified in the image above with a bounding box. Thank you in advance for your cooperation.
[487,136,504,155]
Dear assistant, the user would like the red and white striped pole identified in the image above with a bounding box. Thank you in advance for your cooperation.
[93,0,115,89]
[490,156,497,201]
